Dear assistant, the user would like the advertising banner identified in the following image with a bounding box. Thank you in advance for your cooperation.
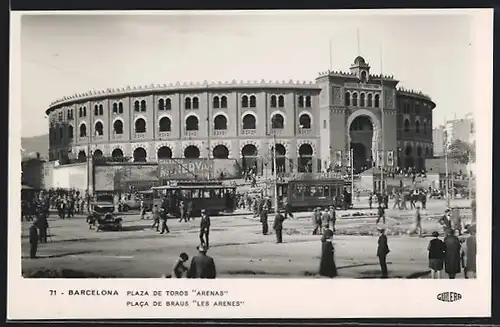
[158,158,240,180]
[94,164,158,191]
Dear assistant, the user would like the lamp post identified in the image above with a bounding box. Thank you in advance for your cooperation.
[444,129,450,208]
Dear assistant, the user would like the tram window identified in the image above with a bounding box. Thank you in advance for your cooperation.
[324,186,330,197]
[203,189,211,198]
[310,186,317,196]
[316,186,324,197]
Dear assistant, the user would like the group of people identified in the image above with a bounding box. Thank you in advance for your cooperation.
[168,244,217,279]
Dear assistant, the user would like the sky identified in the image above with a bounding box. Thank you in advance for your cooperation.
[18,10,487,137]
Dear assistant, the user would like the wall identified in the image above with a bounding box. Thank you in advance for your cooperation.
[43,162,88,191]
[22,159,45,189]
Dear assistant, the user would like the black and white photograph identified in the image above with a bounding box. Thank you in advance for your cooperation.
[9,9,492,319]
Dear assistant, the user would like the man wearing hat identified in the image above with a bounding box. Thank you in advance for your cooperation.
[376,228,390,278]
[199,209,211,248]
[29,222,39,259]
[187,244,216,279]
[312,207,322,235]
[273,209,287,243]
[439,208,453,234]
[259,204,269,235]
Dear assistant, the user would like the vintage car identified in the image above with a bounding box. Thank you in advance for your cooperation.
[87,204,123,232]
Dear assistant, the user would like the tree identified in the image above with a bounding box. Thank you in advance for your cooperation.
[448,139,475,165]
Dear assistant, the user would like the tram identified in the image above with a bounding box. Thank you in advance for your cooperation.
[151,183,237,217]
[272,177,347,211]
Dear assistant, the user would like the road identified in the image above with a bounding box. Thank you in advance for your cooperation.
[21,198,473,279]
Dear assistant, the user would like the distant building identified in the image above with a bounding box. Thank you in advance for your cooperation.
[432,126,445,157]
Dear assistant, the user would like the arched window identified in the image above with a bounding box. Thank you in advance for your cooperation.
[298,144,314,173]
[415,121,420,133]
[345,92,350,106]
[270,95,277,108]
[135,118,146,133]
[157,146,172,159]
[352,93,358,106]
[360,93,365,107]
[133,147,147,162]
[423,122,427,134]
[79,123,87,137]
[374,94,380,108]
[113,120,123,134]
[249,95,256,108]
[305,96,311,108]
[94,105,99,116]
[118,102,123,114]
[112,148,123,159]
[299,114,311,129]
[221,96,227,108]
[93,149,103,158]
[99,104,103,115]
[77,151,86,162]
[134,100,140,112]
[367,94,373,107]
[184,145,200,159]
[113,103,118,114]
[404,119,410,132]
[185,97,191,110]
[271,113,284,129]
[159,117,171,132]
[83,106,86,116]
[192,97,199,109]
[213,96,220,109]
[242,114,256,130]
[158,99,165,111]
[278,95,284,107]
[140,100,147,112]
[79,107,83,117]
[94,121,104,136]
[214,115,227,130]
[186,115,199,131]
[68,125,74,139]
[213,145,229,159]
[241,95,249,108]
[298,96,304,108]
[165,98,171,110]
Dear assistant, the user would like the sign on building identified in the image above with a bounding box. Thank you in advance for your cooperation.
[157,158,240,180]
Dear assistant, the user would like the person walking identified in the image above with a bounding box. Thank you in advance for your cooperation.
[260,206,269,235]
[377,228,390,278]
[463,225,477,279]
[329,205,337,233]
[312,208,322,235]
[444,229,461,279]
[321,208,331,234]
[199,209,211,248]
[409,206,423,237]
[151,205,160,232]
[376,203,386,225]
[368,192,373,210]
[160,208,170,234]
[427,231,446,279]
[29,223,39,259]
[187,244,216,279]
[319,229,338,278]
[273,210,286,244]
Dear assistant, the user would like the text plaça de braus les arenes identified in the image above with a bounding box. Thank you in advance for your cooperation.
[56,289,245,308]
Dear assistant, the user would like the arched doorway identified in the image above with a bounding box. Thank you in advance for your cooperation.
[133,147,147,162]
[298,144,313,173]
[111,148,123,159]
[273,143,286,173]
[405,146,413,169]
[213,145,229,159]
[349,115,374,173]
[77,150,86,162]
[184,145,200,159]
[93,149,103,158]
[157,146,172,159]
[241,144,258,173]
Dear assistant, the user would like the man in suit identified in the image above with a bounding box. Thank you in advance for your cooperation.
[199,209,211,248]
[260,206,269,235]
[377,228,390,278]
[439,208,453,234]
[187,245,216,279]
[273,210,286,243]
[29,223,39,259]
[376,203,385,225]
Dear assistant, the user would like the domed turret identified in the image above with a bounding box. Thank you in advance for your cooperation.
[354,56,366,65]
[350,56,370,83]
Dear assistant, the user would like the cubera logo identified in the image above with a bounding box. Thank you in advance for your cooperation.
[437,292,462,302]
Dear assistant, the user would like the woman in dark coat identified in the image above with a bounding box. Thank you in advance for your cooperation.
[319,229,338,278]
[444,230,461,279]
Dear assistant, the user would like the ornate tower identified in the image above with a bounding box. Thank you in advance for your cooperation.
[350,56,371,83]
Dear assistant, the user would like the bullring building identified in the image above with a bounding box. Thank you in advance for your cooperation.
[46,56,436,175]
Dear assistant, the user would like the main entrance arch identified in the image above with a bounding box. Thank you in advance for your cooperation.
[241,144,258,173]
[347,110,381,173]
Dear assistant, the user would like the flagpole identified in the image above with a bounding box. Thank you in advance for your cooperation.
[329,38,332,71]
[380,47,385,193]
[350,148,354,196]
[444,125,450,207]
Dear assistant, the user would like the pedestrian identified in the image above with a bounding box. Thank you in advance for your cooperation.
[393,193,400,210]
[444,229,461,279]
[329,205,336,233]
[187,244,217,279]
[463,225,477,279]
[186,200,193,221]
[321,208,331,234]
[427,231,446,279]
[409,206,423,237]
[319,228,338,278]
[172,252,189,278]
[376,203,385,225]
[260,207,269,235]
[368,192,373,210]
[140,199,146,220]
[29,223,39,259]
[151,205,160,232]
[160,208,170,234]
[377,228,390,278]
[199,209,210,248]
[273,210,286,244]
[439,209,453,234]
[312,207,322,235]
